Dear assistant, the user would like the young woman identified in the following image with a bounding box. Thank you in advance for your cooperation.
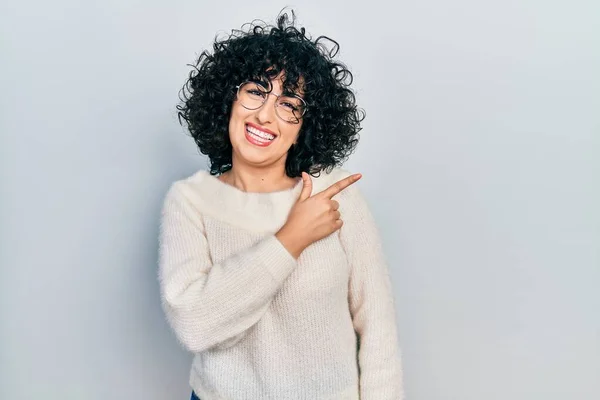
[159,11,404,400]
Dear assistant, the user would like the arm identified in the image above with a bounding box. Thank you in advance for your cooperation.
[338,185,404,399]
[158,183,297,353]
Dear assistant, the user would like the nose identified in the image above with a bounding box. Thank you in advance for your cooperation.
[255,93,278,124]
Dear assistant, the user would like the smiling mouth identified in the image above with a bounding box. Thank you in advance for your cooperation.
[245,124,276,146]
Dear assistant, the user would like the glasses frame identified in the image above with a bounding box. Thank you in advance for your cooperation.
[235,81,307,124]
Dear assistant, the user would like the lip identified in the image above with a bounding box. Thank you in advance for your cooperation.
[246,122,277,137]
[244,123,276,147]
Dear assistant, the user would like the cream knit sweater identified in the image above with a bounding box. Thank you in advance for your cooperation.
[158,167,403,400]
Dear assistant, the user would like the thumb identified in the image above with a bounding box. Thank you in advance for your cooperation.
[298,172,313,201]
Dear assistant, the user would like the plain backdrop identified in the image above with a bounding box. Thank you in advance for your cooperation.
[1,0,599,399]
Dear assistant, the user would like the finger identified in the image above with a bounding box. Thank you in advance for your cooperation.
[332,210,341,220]
[298,172,313,201]
[322,173,362,199]
[330,200,339,211]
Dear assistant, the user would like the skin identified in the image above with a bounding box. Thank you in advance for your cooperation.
[221,74,302,193]
[220,73,362,259]
[276,171,362,259]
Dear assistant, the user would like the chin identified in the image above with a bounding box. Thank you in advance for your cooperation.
[233,143,276,167]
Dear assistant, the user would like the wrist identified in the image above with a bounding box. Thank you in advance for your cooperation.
[275,227,306,259]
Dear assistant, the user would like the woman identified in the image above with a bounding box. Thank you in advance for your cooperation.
[159,11,404,400]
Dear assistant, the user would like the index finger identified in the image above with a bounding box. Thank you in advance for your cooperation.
[320,173,362,198]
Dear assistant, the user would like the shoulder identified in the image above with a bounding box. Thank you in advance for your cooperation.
[311,167,372,223]
[313,167,365,200]
[166,169,215,198]
[161,169,220,215]
[161,169,247,229]
[310,167,353,195]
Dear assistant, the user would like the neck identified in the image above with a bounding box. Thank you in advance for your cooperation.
[220,162,298,193]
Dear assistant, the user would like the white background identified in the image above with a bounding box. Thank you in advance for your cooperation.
[1,0,598,399]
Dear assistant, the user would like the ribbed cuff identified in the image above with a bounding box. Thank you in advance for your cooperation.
[256,235,298,284]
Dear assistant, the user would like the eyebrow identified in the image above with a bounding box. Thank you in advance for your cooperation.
[283,90,304,99]
[250,78,271,90]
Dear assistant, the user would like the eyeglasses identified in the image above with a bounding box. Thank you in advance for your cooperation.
[235,81,307,124]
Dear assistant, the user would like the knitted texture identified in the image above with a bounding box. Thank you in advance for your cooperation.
[159,168,403,400]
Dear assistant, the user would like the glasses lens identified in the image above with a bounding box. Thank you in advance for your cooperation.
[237,81,307,123]
[238,82,266,110]
[276,96,306,123]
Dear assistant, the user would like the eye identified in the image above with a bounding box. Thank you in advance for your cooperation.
[279,96,304,111]
[246,88,266,98]
[280,101,298,111]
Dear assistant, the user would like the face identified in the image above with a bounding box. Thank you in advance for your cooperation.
[228,74,304,171]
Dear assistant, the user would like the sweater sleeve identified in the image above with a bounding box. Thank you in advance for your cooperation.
[158,183,297,353]
[338,185,404,400]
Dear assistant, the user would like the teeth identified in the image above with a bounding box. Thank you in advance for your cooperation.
[247,125,275,140]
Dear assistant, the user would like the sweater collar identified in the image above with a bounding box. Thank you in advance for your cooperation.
[176,168,351,233]
[178,170,303,233]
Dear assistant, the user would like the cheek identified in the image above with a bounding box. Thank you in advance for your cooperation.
[229,103,241,123]
[281,123,302,144]
[228,104,247,134]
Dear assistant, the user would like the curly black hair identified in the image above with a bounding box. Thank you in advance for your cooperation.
[176,10,365,177]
